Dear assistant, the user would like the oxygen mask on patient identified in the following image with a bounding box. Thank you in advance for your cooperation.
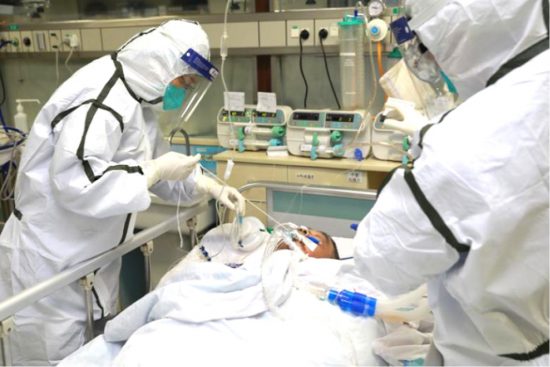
[263,222,319,261]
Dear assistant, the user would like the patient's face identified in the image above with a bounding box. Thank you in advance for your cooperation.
[277,229,336,259]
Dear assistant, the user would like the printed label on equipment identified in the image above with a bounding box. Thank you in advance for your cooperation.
[300,144,312,152]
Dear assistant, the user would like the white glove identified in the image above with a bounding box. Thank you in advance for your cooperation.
[382,98,429,135]
[141,152,201,188]
[195,175,246,214]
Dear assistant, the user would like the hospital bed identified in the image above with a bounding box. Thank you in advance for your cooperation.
[0,200,211,365]
[0,183,431,366]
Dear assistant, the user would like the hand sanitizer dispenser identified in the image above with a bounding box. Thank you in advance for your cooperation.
[14,99,40,132]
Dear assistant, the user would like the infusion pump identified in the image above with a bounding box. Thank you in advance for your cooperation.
[217,105,292,151]
[286,109,371,160]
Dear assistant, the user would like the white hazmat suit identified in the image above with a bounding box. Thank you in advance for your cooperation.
[0,20,243,365]
[354,0,549,365]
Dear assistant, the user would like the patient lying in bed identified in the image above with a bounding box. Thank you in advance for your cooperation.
[60,217,430,367]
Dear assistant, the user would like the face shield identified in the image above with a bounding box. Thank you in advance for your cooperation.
[389,16,456,117]
[390,17,445,93]
[163,48,219,124]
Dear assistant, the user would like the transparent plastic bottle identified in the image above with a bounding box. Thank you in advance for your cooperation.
[339,15,366,110]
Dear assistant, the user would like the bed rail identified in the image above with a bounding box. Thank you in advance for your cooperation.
[0,201,209,366]
[237,181,377,200]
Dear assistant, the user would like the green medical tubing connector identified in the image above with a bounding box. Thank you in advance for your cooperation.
[402,136,410,151]
[331,130,343,144]
[312,132,319,147]
[269,138,282,146]
[332,144,345,157]
[272,126,285,138]
[310,132,320,160]
[237,127,246,152]
[311,146,318,160]
[388,47,402,59]
[237,127,246,140]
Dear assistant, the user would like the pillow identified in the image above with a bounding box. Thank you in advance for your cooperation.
[332,236,355,259]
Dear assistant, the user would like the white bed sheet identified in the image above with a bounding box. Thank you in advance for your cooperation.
[60,251,387,367]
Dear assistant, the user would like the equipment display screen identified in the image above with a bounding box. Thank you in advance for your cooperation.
[253,111,277,118]
[292,112,320,121]
[221,110,246,117]
[326,113,355,123]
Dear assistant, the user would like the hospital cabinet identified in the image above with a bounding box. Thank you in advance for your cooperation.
[214,150,399,225]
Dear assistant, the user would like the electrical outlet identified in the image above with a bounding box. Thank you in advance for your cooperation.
[287,20,314,46]
[314,19,340,46]
[49,30,61,51]
[61,30,80,51]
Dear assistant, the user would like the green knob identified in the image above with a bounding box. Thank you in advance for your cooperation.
[272,126,285,138]
[330,130,343,144]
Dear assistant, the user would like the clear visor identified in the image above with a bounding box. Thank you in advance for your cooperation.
[171,48,219,126]
[390,17,444,90]
[177,74,214,123]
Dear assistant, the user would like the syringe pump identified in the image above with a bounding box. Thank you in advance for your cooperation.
[286,109,371,160]
[217,105,292,152]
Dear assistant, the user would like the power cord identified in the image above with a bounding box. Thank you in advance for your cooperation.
[298,29,309,108]
[318,28,341,110]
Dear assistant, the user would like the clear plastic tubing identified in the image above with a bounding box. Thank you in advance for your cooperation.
[339,14,366,110]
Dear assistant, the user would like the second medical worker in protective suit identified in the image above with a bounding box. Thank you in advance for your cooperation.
[353,0,549,365]
[0,20,245,365]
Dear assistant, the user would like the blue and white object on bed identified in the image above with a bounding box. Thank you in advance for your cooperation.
[60,217,432,367]
[60,253,386,366]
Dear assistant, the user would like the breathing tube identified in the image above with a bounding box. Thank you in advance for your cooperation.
[307,283,430,323]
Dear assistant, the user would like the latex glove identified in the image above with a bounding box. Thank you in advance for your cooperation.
[382,98,429,135]
[195,175,246,214]
[141,152,201,188]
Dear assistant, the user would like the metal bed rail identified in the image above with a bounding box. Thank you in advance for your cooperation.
[238,181,378,200]
[0,201,209,366]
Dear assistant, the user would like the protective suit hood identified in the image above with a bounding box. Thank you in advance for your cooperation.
[405,0,548,100]
[116,20,211,104]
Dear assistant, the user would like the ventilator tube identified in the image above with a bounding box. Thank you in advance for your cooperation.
[325,284,430,322]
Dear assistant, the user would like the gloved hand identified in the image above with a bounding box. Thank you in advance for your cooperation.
[141,152,201,188]
[195,175,246,214]
[382,98,429,135]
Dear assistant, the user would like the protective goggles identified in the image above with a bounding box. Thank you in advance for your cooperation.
[164,48,219,122]
[389,17,444,90]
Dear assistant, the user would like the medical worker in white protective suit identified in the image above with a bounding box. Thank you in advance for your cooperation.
[0,20,245,365]
[353,0,549,365]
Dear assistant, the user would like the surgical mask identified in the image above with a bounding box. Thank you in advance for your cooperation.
[390,17,445,94]
[163,83,187,111]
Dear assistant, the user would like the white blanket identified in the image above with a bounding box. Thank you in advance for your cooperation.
[61,251,386,366]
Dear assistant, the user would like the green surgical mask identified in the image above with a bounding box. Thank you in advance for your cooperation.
[162,84,187,111]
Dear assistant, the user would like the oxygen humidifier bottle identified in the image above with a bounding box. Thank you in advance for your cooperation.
[339,14,366,110]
